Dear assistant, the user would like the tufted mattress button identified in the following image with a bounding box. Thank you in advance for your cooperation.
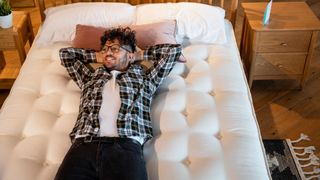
[209,90,215,96]
[217,134,222,140]
[43,161,49,166]
[182,110,188,117]
[21,134,26,140]
[182,157,191,166]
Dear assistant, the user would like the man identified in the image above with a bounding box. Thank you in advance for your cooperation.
[55,27,181,180]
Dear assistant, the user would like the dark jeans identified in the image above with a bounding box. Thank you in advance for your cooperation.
[54,137,148,180]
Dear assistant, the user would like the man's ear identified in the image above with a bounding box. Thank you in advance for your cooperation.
[127,53,135,63]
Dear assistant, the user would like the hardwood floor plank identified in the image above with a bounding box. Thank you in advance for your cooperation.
[254,73,320,114]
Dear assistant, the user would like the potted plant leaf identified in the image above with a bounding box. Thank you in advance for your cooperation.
[0,0,12,28]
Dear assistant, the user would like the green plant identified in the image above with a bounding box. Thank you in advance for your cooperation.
[0,0,12,16]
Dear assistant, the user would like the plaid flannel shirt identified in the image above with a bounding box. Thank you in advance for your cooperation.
[59,44,182,143]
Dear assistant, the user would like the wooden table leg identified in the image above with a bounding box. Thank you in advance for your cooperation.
[26,13,34,45]
[14,35,26,65]
[0,51,6,70]
[249,78,253,88]
[29,31,34,45]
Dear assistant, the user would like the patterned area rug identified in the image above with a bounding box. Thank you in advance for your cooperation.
[263,134,320,180]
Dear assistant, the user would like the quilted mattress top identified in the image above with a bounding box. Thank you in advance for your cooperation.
[0,21,269,180]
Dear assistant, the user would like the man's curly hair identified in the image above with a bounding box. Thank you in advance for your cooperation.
[100,27,136,53]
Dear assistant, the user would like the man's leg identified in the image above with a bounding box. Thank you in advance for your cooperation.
[99,140,148,180]
[54,142,98,180]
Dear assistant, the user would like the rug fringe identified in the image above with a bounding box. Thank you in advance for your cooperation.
[287,133,320,180]
[291,133,310,143]
[295,146,316,156]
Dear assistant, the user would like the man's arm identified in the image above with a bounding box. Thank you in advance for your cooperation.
[59,48,97,89]
[143,44,182,89]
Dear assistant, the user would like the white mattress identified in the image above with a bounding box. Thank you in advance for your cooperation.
[0,20,270,180]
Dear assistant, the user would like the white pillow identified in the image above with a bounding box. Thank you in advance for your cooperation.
[136,2,226,44]
[36,3,136,46]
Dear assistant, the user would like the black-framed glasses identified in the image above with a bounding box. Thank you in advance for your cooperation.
[101,44,131,54]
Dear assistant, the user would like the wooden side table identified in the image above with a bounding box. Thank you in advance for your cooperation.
[240,2,320,89]
[0,11,34,89]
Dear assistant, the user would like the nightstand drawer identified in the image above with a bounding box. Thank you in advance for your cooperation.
[254,53,307,76]
[257,31,312,53]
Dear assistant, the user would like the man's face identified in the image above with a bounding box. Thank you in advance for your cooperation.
[100,39,133,71]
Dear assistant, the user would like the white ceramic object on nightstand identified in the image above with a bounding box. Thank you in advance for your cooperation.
[0,12,12,28]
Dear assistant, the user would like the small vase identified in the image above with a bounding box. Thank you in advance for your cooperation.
[0,12,13,29]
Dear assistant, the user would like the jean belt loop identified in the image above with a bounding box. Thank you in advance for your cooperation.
[84,136,93,143]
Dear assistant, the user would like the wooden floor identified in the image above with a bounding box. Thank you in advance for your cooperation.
[252,74,320,158]
[1,0,320,162]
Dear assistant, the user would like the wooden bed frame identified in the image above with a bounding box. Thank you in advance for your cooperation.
[37,0,239,25]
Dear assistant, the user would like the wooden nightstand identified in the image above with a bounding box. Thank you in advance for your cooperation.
[0,11,34,89]
[240,2,320,89]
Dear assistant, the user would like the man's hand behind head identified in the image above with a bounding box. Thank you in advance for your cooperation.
[95,51,105,64]
[134,49,144,62]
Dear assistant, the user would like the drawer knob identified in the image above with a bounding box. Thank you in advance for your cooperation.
[280,43,288,46]
[277,64,284,68]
